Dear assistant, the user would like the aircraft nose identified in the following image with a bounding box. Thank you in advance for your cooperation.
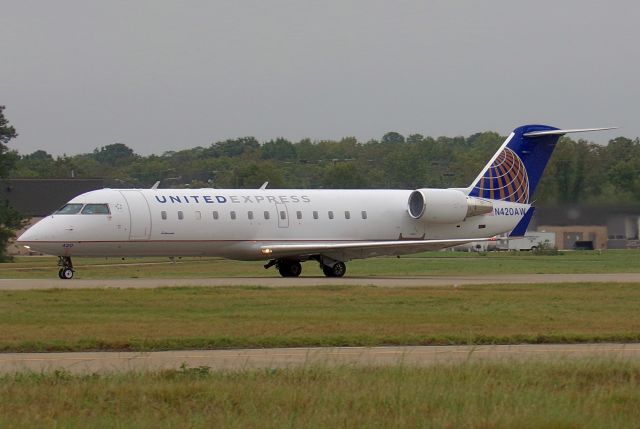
[16,227,37,244]
[17,218,54,243]
[16,227,36,252]
[16,217,63,255]
[16,229,30,242]
[17,225,38,245]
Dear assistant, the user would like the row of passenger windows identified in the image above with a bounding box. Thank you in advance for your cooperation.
[161,210,368,221]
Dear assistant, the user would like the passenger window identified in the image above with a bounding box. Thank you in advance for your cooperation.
[55,203,83,215]
[248,211,254,220]
[264,211,270,220]
[344,211,350,219]
[81,204,110,215]
[230,211,236,220]
[296,211,302,220]
[328,211,334,220]
[213,211,219,220]
[161,211,167,220]
[313,211,319,220]
[280,211,287,220]
[178,211,184,220]
[361,211,367,220]
[195,211,202,220]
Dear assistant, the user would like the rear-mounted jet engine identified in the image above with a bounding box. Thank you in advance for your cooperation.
[407,189,493,223]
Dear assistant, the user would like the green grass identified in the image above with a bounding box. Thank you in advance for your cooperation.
[1,360,639,428]
[2,249,640,278]
[1,283,639,352]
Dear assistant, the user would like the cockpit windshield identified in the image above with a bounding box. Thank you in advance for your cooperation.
[81,204,111,215]
[54,203,83,215]
[54,203,111,215]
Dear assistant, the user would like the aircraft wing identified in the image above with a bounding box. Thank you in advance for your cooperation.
[259,238,491,261]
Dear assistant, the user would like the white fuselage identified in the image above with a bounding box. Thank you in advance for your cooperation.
[18,188,528,261]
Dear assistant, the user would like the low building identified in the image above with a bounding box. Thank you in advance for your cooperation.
[533,204,640,250]
[536,225,608,250]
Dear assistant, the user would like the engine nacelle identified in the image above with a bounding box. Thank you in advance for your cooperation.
[407,189,493,223]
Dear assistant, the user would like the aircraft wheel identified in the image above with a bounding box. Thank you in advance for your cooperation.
[322,265,334,277]
[322,261,346,278]
[277,260,302,278]
[57,256,74,280]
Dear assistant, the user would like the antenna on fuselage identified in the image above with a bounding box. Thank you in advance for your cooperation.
[151,181,160,190]
[260,182,269,190]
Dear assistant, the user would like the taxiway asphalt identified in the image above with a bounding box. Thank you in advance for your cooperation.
[1,273,640,290]
[1,344,639,374]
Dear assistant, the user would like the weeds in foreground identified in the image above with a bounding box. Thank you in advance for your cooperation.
[0,360,638,428]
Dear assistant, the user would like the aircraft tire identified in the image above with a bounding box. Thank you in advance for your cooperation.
[58,269,65,279]
[61,268,74,280]
[322,262,346,278]
[277,260,302,278]
[322,265,334,277]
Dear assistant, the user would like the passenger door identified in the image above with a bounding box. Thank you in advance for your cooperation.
[119,190,152,240]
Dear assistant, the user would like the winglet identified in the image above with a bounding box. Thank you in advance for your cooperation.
[523,127,617,137]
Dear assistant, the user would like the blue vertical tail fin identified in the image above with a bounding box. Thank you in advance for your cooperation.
[467,125,615,203]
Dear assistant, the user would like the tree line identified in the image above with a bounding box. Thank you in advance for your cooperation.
[2,104,640,259]
[10,132,640,205]
[0,106,25,261]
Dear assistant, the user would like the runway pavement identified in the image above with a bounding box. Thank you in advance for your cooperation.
[1,343,639,374]
[1,273,640,290]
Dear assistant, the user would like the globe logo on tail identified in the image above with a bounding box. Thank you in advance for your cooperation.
[475,147,529,203]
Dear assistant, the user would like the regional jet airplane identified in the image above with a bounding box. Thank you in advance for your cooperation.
[17,125,613,279]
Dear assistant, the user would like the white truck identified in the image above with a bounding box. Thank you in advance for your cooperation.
[495,231,556,251]
[453,231,556,252]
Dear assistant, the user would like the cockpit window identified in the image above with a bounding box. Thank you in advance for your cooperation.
[81,204,111,215]
[55,203,84,215]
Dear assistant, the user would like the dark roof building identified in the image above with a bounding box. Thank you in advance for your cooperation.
[532,204,640,228]
[0,179,105,217]
[532,203,640,249]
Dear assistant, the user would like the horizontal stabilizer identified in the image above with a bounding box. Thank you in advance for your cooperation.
[523,127,617,137]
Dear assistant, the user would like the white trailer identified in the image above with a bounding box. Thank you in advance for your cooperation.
[495,231,556,251]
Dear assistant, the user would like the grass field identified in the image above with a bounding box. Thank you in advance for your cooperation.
[1,249,640,279]
[2,253,639,427]
[0,359,638,428]
[1,283,639,352]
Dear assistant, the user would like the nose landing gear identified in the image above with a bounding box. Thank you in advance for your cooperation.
[58,256,74,279]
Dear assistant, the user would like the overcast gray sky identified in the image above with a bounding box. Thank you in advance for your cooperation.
[1,0,636,155]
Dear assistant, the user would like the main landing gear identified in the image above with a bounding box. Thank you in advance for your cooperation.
[58,256,74,280]
[264,258,347,278]
[321,261,346,278]
[276,260,302,277]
